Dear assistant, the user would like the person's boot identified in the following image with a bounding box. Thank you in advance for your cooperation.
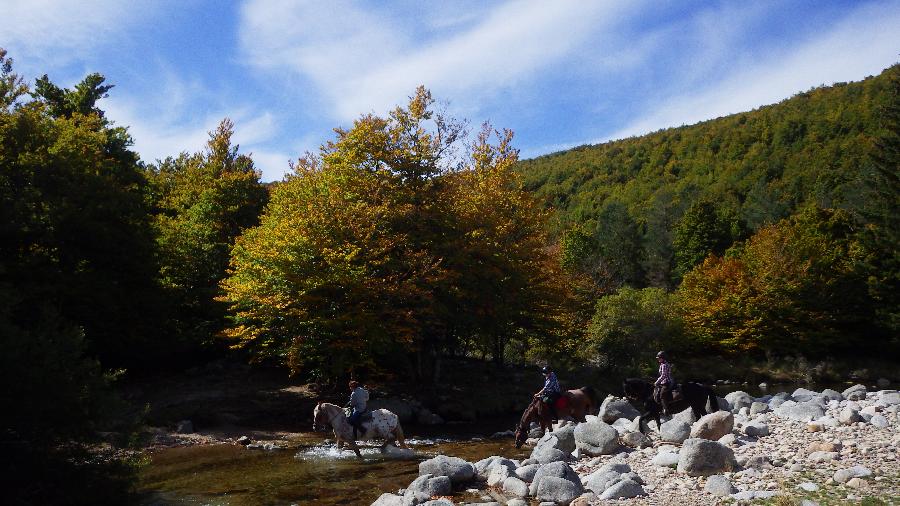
[660,396,670,416]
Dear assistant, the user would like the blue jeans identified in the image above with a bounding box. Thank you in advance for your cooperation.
[348,409,362,427]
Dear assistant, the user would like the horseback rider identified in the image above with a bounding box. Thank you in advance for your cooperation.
[345,380,369,440]
[653,351,675,415]
[534,366,562,420]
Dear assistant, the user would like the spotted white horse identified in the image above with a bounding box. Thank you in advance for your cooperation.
[313,402,407,457]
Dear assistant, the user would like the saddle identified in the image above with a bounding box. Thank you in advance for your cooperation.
[554,395,570,411]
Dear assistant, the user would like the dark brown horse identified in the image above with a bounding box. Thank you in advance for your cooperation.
[514,386,598,448]
[622,378,718,435]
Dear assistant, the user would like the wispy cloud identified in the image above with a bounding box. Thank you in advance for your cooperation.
[104,82,285,181]
[239,0,642,119]
[606,2,900,141]
[2,0,156,68]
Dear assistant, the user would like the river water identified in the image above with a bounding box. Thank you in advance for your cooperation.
[138,422,530,505]
[138,382,824,505]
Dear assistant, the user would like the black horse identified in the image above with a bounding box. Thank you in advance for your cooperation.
[622,378,718,434]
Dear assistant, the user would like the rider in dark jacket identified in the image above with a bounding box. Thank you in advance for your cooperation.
[535,366,562,420]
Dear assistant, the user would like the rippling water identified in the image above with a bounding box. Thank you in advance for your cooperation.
[138,425,530,505]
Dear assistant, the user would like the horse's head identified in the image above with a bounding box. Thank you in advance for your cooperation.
[514,422,528,448]
[312,402,325,432]
[622,379,643,403]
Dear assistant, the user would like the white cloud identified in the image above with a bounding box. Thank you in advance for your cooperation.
[248,149,293,182]
[1,0,154,67]
[239,0,641,119]
[606,2,900,141]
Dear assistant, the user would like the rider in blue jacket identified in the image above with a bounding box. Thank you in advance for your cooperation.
[345,380,369,440]
[535,366,562,420]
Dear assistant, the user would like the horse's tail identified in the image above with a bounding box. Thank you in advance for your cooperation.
[707,385,719,413]
[582,386,600,414]
[394,421,406,448]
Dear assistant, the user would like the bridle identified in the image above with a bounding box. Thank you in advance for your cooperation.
[313,404,338,432]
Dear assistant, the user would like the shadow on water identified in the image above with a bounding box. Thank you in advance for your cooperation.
[139,421,530,506]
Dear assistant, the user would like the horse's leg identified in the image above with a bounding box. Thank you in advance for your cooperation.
[394,424,407,449]
[349,440,362,458]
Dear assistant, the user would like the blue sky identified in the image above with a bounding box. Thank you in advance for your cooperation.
[3,0,899,181]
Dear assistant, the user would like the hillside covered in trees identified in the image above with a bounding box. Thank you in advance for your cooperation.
[516,65,898,370]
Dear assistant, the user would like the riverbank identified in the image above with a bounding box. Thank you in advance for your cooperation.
[373,383,899,505]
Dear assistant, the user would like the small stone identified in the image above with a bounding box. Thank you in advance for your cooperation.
[704,475,736,497]
[846,477,866,489]
[798,482,819,492]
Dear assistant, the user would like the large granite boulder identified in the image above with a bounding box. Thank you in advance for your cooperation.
[821,389,843,402]
[404,474,452,503]
[690,411,734,440]
[839,407,863,425]
[599,479,646,500]
[791,388,820,403]
[704,474,737,497]
[502,476,530,498]
[487,463,516,487]
[598,396,639,423]
[744,421,769,437]
[775,401,825,422]
[651,451,680,467]
[677,438,737,476]
[660,419,691,443]
[749,401,769,415]
[515,463,541,482]
[371,493,407,506]
[531,446,570,464]
[529,461,582,498]
[534,425,576,454]
[419,455,475,483]
[536,476,584,505]
[725,391,754,411]
[621,431,652,448]
[574,419,620,456]
[842,384,867,401]
[473,456,515,480]
[878,391,900,406]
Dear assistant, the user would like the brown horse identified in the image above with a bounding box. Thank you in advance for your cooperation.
[514,386,598,448]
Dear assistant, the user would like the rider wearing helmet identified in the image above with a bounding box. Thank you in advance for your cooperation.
[535,366,562,420]
[653,351,675,415]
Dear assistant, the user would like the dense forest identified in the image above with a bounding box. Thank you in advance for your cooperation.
[518,65,898,368]
[1,45,897,503]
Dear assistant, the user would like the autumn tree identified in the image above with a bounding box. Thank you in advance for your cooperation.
[220,88,562,381]
[145,119,268,348]
[676,207,874,354]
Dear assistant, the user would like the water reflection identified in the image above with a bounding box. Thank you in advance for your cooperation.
[139,429,529,506]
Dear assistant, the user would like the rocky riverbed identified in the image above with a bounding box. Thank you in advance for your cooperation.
[372,383,899,505]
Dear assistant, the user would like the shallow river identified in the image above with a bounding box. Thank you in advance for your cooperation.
[138,422,530,505]
[138,382,820,505]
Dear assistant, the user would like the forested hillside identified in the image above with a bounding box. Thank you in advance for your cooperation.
[518,66,897,290]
